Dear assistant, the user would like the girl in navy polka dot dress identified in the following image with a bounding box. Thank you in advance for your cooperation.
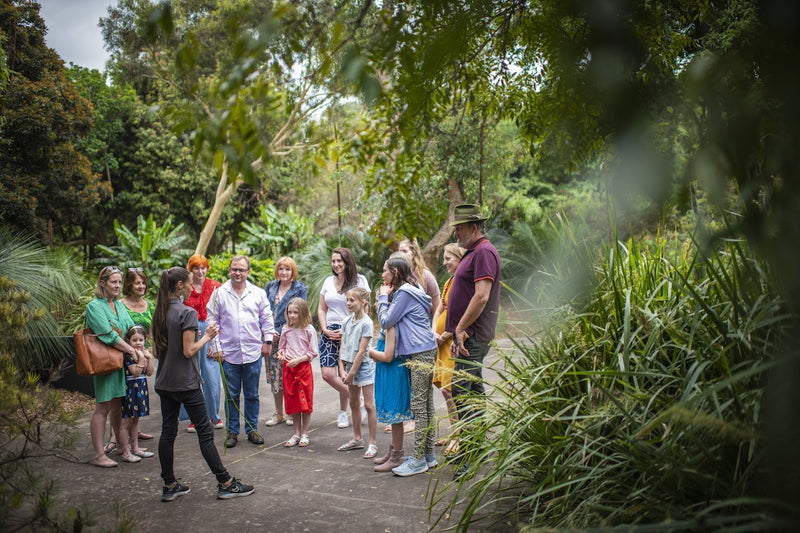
[119,325,155,463]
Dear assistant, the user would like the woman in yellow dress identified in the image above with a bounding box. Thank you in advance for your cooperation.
[431,243,464,454]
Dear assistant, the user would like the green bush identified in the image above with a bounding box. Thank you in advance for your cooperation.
[434,225,797,531]
[95,214,193,291]
[207,252,274,289]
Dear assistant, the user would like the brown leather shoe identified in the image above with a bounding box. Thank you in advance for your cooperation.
[373,445,393,465]
[224,433,238,448]
[374,449,404,472]
[247,431,264,445]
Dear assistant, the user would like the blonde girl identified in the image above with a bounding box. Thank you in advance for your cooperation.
[118,325,155,462]
[337,287,378,458]
[278,298,318,448]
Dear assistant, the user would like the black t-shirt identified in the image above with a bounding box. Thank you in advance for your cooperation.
[155,298,201,391]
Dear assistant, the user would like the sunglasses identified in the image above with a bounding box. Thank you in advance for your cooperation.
[128,267,144,273]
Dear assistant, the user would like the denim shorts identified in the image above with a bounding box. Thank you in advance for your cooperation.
[343,359,375,386]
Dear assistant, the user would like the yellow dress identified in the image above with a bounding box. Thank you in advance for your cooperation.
[433,277,455,390]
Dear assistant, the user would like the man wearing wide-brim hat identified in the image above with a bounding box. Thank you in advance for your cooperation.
[445,204,501,480]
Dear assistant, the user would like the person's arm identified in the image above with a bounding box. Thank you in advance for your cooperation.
[345,336,371,385]
[377,289,411,329]
[369,327,395,363]
[432,300,451,346]
[182,323,218,359]
[259,295,274,357]
[317,293,329,336]
[454,279,493,356]
[86,301,137,355]
[426,271,441,320]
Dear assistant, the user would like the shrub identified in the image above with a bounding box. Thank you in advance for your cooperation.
[434,227,796,531]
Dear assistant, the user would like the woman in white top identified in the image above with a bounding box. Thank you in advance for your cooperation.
[317,247,370,428]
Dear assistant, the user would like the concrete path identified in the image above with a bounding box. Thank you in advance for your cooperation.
[41,342,518,532]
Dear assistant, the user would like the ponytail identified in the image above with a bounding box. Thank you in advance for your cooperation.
[151,267,190,354]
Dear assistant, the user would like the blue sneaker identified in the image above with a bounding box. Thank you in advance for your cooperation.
[425,453,438,468]
[392,456,429,477]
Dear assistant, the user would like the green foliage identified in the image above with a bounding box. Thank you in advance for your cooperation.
[95,214,193,289]
[238,204,315,260]
[0,227,91,377]
[297,227,387,320]
[0,1,106,239]
[434,226,797,531]
[207,252,274,290]
[0,275,91,531]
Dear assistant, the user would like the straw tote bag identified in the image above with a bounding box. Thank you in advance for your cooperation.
[73,327,124,376]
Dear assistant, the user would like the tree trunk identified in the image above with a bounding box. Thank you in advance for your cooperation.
[422,174,464,268]
[195,160,239,256]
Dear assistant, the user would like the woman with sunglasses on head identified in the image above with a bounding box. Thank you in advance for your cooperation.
[105,267,156,452]
[85,266,140,468]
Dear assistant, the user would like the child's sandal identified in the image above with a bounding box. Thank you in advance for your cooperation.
[285,435,301,447]
[363,444,378,459]
[298,434,310,447]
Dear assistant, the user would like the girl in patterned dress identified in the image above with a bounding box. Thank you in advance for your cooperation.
[119,325,155,462]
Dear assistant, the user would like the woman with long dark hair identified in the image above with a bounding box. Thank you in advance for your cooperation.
[375,255,437,476]
[317,247,370,428]
[151,266,254,501]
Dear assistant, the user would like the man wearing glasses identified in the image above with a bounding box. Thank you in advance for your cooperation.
[207,255,275,448]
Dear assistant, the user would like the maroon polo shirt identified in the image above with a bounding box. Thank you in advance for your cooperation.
[445,236,501,342]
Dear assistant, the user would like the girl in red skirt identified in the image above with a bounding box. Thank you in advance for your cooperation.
[278,297,318,447]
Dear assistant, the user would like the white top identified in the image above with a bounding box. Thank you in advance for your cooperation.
[319,274,370,325]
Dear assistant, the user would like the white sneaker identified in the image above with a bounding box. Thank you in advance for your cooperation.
[337,411,349,429]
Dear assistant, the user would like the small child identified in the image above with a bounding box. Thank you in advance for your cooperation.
[337,287,377,458]
[277,298,318,448]
[119,325,155,463]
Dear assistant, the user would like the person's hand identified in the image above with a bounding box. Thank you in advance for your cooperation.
[378,284,391,296]
[455,328,469,357]
[287,356,303,368]
[343,373,353,385]
[261,342,271,356]
[206,322,219,339]
[326,329,341,341]
[435,334,445,347]
[277,350,286,361]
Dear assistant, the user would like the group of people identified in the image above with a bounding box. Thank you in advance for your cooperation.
[83,203,501,499]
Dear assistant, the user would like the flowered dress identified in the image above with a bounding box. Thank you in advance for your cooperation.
[122,354,150,418]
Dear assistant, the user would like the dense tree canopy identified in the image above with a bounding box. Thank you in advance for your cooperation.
[0,0,106,240]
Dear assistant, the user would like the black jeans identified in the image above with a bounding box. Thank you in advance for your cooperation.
[451,336,490,424]
[156,387,230,485]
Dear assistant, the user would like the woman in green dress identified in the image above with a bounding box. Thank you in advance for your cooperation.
[86,266,139,468]
[119,267,155,441]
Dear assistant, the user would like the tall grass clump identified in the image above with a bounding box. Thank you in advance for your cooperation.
[434,224,797,531]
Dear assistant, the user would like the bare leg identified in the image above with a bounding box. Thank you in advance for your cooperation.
[128,417,142,453]
[321,366,350,411]
[273,392,285,419]
[90,400,117,466]
[301,413,311,436]
[391,422,404,450]
[348,385,363,440]
[291,413,302,436]
[362,384,377,446]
